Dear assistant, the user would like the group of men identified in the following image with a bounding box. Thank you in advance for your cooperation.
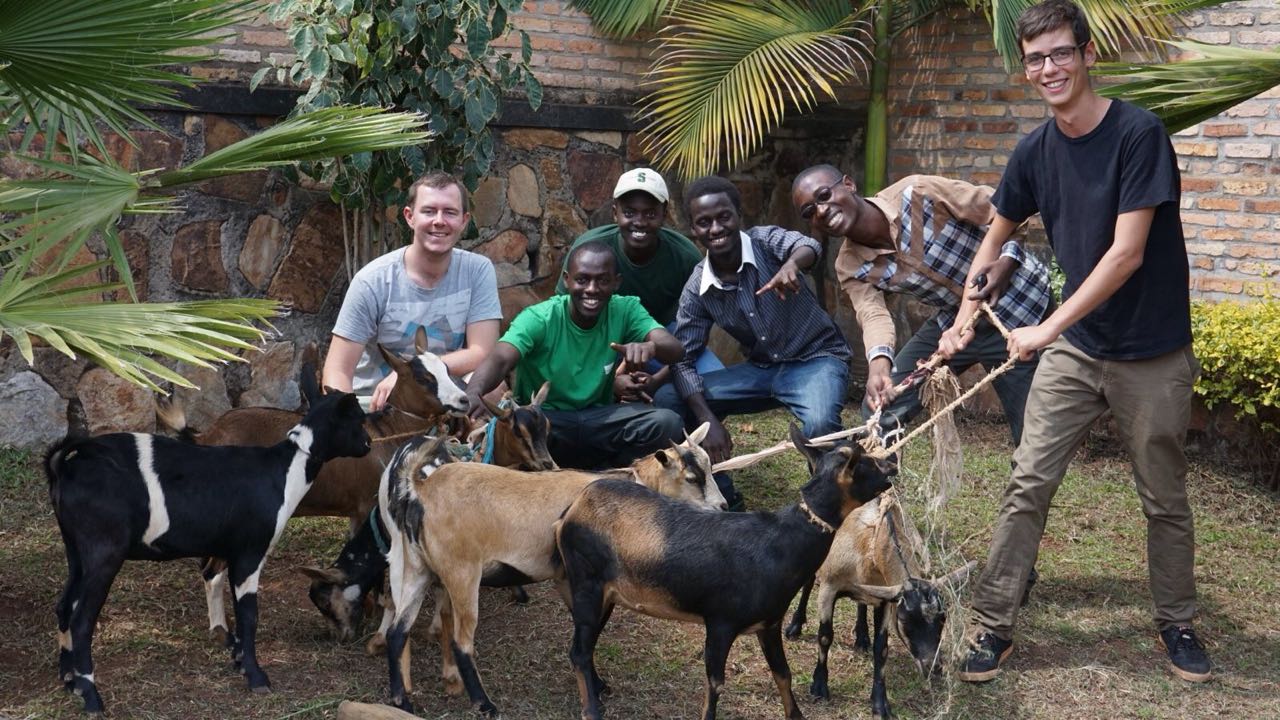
[319,0,1210,686]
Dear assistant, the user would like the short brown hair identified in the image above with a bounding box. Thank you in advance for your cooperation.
[1016,0,1090,48]
[406,171,469,213]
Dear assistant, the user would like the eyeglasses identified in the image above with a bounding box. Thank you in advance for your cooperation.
[798,181,840,221]
[1021,41,1086,72]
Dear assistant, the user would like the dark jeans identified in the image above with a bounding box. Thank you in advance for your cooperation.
[542,403,684,470]
[866,316,1037,447]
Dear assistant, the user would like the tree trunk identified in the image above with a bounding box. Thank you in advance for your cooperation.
[863,0,893,195]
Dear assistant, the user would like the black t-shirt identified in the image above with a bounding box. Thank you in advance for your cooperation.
[993,100,1191,360]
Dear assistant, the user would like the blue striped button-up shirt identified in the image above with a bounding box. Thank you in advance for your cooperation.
[671,227,851,399]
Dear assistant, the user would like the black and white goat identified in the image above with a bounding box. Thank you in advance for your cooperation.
[554,425,893,720]
[784,486,974,719]
[45,390,370,714]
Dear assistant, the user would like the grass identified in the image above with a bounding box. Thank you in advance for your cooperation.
[1,412,1278,719]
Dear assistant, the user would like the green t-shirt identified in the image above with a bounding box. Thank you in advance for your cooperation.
[500,294,662,411]
[554,224,703,325]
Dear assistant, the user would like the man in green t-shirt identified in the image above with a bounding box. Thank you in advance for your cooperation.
[465,241,687,469]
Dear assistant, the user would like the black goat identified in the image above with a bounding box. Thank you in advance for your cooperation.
[554,424,893,720]
[45,390,370,714]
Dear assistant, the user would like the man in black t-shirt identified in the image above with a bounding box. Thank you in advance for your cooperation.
[940,0,1210,685]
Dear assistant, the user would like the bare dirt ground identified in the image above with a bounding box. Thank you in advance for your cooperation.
[2,413,1277,719]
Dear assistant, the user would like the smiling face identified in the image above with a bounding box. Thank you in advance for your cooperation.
[402,183,469,258]
[613,191,665,258]
[1021,25,1094,113]
[687,192,743,267]
[562,248,619,328]
[792,170,864,240]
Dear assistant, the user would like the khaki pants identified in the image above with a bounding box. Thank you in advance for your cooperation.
[971,338,1199,640]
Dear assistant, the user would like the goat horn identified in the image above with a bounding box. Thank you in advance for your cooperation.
[933,560,978,590]
[851,583,904,602]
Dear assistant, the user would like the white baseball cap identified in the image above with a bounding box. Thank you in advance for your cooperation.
[613,168,669,204]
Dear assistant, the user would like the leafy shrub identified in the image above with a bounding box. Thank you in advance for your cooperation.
[1191,298,1280,432]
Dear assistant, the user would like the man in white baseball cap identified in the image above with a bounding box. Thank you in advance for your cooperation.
[557,167,722,402]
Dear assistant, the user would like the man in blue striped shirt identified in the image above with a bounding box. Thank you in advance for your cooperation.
[792,165,1053,447]
[654,176,851,508]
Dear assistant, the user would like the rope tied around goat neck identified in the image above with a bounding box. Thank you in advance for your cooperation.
[711,302,1019,472]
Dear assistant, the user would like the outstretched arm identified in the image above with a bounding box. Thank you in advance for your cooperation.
[464,342,522,420]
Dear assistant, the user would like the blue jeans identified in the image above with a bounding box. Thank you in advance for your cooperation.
[644,321,725,375]
[654,355,849,439]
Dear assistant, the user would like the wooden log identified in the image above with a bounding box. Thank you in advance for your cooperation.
[336,700,419,720]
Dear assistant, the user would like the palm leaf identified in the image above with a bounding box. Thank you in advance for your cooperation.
[569,0,686,38]
[0,0,259,159]
[1098,41,1280,133]
[981,0,1238,73]
[638,0,871,180]
[0,252,278,392]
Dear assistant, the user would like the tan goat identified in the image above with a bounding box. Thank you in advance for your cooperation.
[791,487,975,719]
[379,423,725,716]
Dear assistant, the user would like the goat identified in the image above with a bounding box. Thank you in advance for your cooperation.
[381,423,726,716]
[45,390,370,714]
[785,487,974,719]
[554,424,893,720]
[157,343,509,647]
[300,384,559,645]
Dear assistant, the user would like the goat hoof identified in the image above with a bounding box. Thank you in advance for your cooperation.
[853,638,871,654]
[784,621,803,640]
[510,586,529,605]
[251,684,274,696]
[444,678,464,696]
[478,700,500,718]
[808,682,829,701]
[365,635,386,657]
[392,698,415,714]
[210,626,230,647]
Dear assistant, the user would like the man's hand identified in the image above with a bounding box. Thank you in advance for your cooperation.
[702,417,734,465]
[369,372,398,412]
[939,322,976,359]
[757,260,803,300]
[864,358,895,411]
[610,341,657,368]
[614,371,654,403]
[465,390,490,422]
[967,255,1019,306]
[1007,323,1058,361]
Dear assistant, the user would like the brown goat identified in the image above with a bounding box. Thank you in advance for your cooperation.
[789,487,975,719]
[380,423,725,716]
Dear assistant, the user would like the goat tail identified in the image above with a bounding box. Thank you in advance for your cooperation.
[43,437,77,514]
[154,396,197,443]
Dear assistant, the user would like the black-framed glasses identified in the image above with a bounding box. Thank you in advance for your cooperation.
[1021,41,1086,72]
[798,179,843,221]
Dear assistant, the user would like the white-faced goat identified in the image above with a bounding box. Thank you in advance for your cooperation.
[45,390,370,714]
[301,386,558,645]
[553,425,893,720]
[381,423,726,716]
[784,486,975,719]
[157,342,506,647]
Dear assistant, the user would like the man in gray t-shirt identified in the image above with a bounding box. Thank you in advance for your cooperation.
[323,172,501,410]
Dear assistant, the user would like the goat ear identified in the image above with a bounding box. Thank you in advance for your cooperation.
[413,326,430,355]
[934,560,978,590]
[531,381,551,408]
[654,449,672,466]
[686,421,710,448]
[297,566,346,584]
[482,394,509,419]
[853,583,904,602]
[789,422,822,471]
[154,396,185,432]
[378,344,412,374]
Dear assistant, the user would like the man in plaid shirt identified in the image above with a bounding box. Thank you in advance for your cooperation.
[792,165,1053,447]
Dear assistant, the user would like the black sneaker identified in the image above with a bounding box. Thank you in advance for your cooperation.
[958,631,1014,682]
[1158,625,1212,682]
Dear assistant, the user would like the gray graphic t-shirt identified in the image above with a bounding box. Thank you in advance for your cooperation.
[332,247,501,394]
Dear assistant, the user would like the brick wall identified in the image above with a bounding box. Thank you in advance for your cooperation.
[884,2,1280,301]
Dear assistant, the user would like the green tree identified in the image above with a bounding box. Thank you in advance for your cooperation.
[259,0,542,276]
[0,0,432,390]
[571,0,1262,193]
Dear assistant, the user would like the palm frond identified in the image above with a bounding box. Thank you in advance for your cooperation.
[982,0,1238,73]
[569,0,686,38]
[0,252,279,392]
[638,0,870,180]
[0,0,259,159]
[155,107,433,186]
[1098,41,1280,133]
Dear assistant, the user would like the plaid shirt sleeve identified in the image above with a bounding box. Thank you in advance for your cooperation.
[670,270,715,399]
[754,224,823,265]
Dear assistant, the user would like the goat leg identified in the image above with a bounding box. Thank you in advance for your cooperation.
[854,603,871,653]
[756,624,805,720]
[69,558,121,715]
[809,581,839,700]
[700,624,736,720]
[229,558,271,693]
[567,586,609,720]
[870,603,892,719]
[784,577,814,640]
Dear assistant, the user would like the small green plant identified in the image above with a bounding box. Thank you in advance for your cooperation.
[1191,298,1280,432]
